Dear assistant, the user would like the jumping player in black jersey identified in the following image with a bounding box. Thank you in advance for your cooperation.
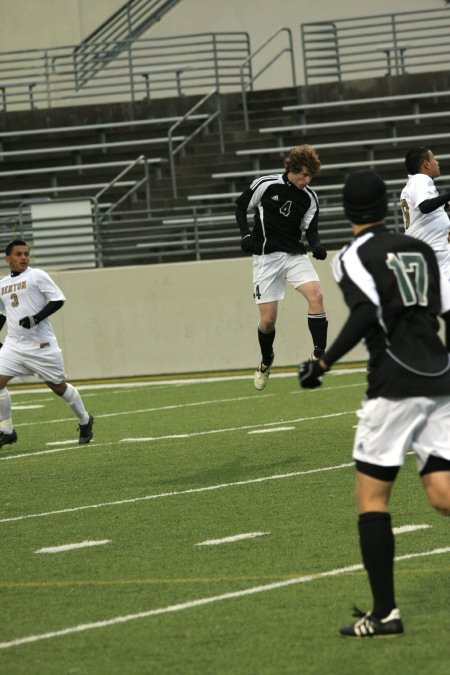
[235,145,328,390]
[299,170,450,638]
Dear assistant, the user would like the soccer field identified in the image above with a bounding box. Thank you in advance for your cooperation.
[1,368,449,674]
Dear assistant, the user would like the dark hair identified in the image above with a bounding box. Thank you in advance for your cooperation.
[404,146,431,174]
[5,239,28,256]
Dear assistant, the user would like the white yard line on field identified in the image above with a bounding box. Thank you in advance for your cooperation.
[5,367,366,398]
[11,394,274,428]
[35,540,110,554]
[0,409,356,463]
[121,411,354,442]
[11,379,365,430]
[393,524,431,535]
[248,427,295,434]
[0,546,448,650]
[196,532,269,546]
[0,461,355,523]
[11,405,44,410]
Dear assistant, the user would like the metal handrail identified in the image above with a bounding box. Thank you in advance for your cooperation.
[95,155,151,217]
[301,7,450,84]
[73,0,184,88]
[239,27,296,131]
[168,90,224,199]
[0,32,251,111]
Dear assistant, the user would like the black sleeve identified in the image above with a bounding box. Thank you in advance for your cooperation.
[442,309,450,351]
[322,302,378,367]
[34,299,65,324]
[0,315,6,332]
[418,191,450,214]
[235,188,253,237]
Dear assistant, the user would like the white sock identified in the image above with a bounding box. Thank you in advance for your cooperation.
[62,384,89,424]
[0,388,13,433]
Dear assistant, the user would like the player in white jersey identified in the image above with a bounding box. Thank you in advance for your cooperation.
[0,240,94,448]
[400,146,450,279]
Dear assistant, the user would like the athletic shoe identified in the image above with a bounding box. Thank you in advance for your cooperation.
[79,414,94,445]
[339,606,404,637]
[0,429,17,448]
[254,353,274,390]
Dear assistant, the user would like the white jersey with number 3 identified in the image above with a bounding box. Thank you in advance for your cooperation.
[400,173,450,252]
[0,266,65,348]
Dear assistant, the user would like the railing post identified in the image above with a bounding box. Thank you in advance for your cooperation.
[144,157,151,213]
[128,40,135,103]
[217,91,225,154]
[240,65,250,132]
[286,28,297,87]
[92,197,104,268]
[390,14,401,76]
[193,208,201,260]
[168,133,178,199]
[212,33,220,91]
[43,50,52,108]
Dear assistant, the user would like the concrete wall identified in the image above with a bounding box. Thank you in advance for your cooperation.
[0,253,367,380]
[0,0,443,88]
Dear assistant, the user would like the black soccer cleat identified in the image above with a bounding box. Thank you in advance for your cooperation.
[0,429,17,448]
[339,606,404,638]
[308,348,325,362]
[78,414,94,445]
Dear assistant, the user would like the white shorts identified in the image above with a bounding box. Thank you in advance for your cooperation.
[352,396,450,473]
[0,341,66,384]
[435,247,450,282]
[252,252,319,304]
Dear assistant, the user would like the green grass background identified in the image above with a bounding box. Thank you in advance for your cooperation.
[0,370,449,673]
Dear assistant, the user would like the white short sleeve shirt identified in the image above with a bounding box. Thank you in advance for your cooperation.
[0,267,65,348]
[400,173,450,251]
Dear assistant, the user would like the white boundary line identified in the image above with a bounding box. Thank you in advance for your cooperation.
[196,532,270,546]
[35,540,110,554]
[10,381,365,430]
[0,410,356,463]
[1,547,448,650]
[11,394,274,428]
[0,461,354,523]
[121,411,354,442]
[5,368,366,397]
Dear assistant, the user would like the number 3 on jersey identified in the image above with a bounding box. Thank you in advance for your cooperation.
[400,199,410,229]
[386,252,428,306]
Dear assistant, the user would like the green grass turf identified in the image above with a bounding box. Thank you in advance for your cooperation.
[0,370,449,673]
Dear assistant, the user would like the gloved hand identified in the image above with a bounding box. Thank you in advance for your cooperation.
[19,316,37,329]
[241,234,255,254]
[298,359,326,389]
[312,245,327,260]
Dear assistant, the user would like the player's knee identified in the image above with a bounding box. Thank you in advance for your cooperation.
[307,287,324,309]
[259,317,276,332]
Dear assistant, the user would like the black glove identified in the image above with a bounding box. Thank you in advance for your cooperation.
[298,359,326,389]
[19,316,37,329]
[312,245,327,260]
[240,234,255,254]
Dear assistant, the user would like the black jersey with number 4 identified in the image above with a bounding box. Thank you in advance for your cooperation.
[235,173,320,255]
[333,224,450,398]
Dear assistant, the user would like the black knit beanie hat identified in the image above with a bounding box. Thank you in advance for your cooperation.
[342,170,387,224]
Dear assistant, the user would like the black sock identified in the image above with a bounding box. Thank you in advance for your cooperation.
[258,325,275,365]
[358,511,396,619]
[307,314,328,356]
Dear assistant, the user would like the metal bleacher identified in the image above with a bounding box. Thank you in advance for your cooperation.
[1,6,450,268]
